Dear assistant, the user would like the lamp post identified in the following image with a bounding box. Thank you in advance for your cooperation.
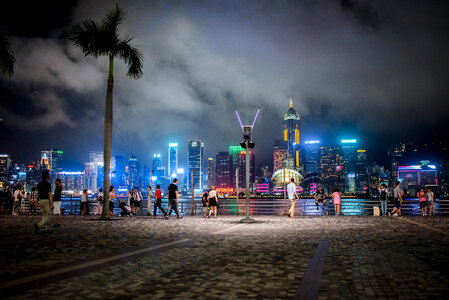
[235,107,260,223]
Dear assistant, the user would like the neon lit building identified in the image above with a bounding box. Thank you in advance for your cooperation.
[188,140,204,191]
[283,98,301,170]
[215,152,233,188]
[271,168,303,194]
[303,140,320,174]
[341,139,357,193]
[273,140,288,172]
[168,143,178,178]
[0,154,11,187]
[229,145,245,170]
[398,163,438,193]
[355,149,368,193]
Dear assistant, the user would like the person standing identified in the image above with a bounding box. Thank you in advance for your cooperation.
[80,189,89,215]
[29,187,37,215]
[53,179,63,227]
[128,189,134,213]
[202,191,209,218]
[332,189,342,216]
[427,187,435,216]
[34,170,53,234]
[109,186,118,215]
[147,186,153,216]
[287,178,299,218]
[208,187,218,218]
[390,181,403,217]
[96,189,103,215]
[378,184,390,216]
[134,187,142,215]
[153,185,168,218]
[12,185,23,216]
[167,179,181,219]
[417,187,428,216]
[314,189,327,211]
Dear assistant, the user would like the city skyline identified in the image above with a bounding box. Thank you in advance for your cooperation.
[1,1,449,169]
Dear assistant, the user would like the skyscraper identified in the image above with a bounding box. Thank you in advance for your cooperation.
[188,140,204,191]
[0,154,11,186]
[238,150,255,189]
[215,152,233,188]
[273,140,288,172]
[283,98,301,170]
[229,145,245,170]
[303,140,321,174]
[40,149,63,173]
[128,154,140,189]
[341,139,358,193]
[114,155,125,187]
[207,158,216,188]
[151,154,165,187]
[168,143,178,178]
[355,149,368,192]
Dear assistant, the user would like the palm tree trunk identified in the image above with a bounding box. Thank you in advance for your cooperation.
[101,56,114,219]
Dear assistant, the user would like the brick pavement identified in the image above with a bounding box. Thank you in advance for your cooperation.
[0,215,448,299]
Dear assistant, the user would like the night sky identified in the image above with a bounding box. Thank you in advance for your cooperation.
[1,0,449,169]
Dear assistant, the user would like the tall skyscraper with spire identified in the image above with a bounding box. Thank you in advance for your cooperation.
[283,98,301,170]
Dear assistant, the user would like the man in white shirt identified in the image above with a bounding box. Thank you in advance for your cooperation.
[287,178,299,218]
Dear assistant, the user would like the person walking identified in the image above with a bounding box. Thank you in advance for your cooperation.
[53,179,63,227]
[167,179,181,219]
[417,187,428,216]
[332,189,342,216]
[29,187,37,215]
[34,170,53,234]
[153,185,168,219]
[202,191,209,218]
[80,189,89,215]
[314,189,327,211]
[128,189,134,213]
[134,187,143,215]
[287,178,299,218]
[147,186,153,216]
[208,187,218,218]
[12,185,23,216]
[390,181,403,217]
[96,188,103,215]
[427,187,435,216]
[378,184,390,216]
[109,186,118,215]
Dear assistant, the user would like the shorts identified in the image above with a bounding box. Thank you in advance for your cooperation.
[53,201,61,214]
[134,201,141,207]
[316,198,325,202]
[202,207,208,213]
[395,199,401,209]
[420,201,427,209]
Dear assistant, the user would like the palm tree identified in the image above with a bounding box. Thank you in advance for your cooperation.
[70,4,143,219]
[0,31,15,77]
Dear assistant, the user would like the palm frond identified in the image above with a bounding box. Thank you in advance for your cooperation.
[70,20,111,57]
[102,4,126,35]
[116,38,143,79]
[0,31,15,77]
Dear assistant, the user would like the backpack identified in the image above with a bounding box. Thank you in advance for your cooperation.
[380,190,387,200]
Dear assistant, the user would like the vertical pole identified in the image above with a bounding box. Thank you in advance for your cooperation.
[246,140,250,219]
[236,167,239,215]
[191,169,195,215]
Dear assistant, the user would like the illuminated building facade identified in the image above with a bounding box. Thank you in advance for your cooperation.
[237,150,255,189]
[0,154,11,187]
[283,98,301,170]
[168,142,178,178]
[151,154,165,187]
[114,155,125,187]
[215,152,232,188]
[25,164,39,192]
[207,158,216,188]
[355,149,368,192]
[319,145,343,180]
[398,162,438,195]
[229,145,245,170]
[188,140,204,191]
[128,155,141,188]
[273,140,288,172]
[58,171,85,195]
[271,168,303,194]
[303,140,320,174]
[341,139,358,193]
[40,148,63,173]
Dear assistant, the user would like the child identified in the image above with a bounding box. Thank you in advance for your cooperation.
[417,187,427,216]
[332,189,341,216]
[202,191,209,218]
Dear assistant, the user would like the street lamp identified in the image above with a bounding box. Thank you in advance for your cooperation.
[235,106,261,223]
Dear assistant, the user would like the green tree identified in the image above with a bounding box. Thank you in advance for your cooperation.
[70,4,143,219]
[0,31,15,77]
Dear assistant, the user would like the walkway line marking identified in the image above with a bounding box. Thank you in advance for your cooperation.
[211,224,245,235]
[294,241,329,300]
[399,218,449,236]
[0,238,191,290]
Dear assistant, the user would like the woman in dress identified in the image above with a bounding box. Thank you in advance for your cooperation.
[332,188,342,216]
[207,186,218,218]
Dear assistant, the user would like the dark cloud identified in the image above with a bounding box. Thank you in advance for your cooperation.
[1,0,449,169]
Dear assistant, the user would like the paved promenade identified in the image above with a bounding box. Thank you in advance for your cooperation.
[0,215,448,299]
